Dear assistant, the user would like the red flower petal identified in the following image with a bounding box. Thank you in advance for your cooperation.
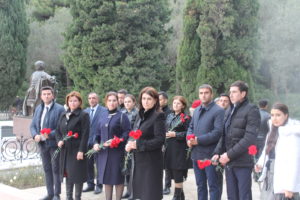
[67,131,73,137]
[73,133,79,139]
[248,145,257,155]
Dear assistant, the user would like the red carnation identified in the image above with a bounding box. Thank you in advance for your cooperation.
[129,129,142,140]
[248,145,257,156]
[187,134,196,140]
[204,160,212,167]
[67,131,73,137]
[191,100,202,108]
[197,160,206,169]
[45,128,51,135]
[110,136,124,148]
[73,133,79,139]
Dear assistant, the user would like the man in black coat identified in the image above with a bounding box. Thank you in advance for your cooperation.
[187,84,224,200]
[158,91,172,195]
[30,86,64,200]
[83,92,105,194]
[212,80,260,200]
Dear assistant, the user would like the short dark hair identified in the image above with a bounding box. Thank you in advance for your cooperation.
[41,86,54,95]
[104,91,118,105]
[258,99,269,108]
[220,93,229,99]
[230,80,248,96]
[117,89,128,95]
[158,91,168,99]
[199,84,213,93]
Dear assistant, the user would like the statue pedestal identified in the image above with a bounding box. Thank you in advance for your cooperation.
[13,116,32,139]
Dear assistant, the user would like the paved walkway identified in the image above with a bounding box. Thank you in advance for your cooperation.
[0,170,261,200]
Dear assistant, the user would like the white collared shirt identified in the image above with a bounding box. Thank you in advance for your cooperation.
[40,102,53,128]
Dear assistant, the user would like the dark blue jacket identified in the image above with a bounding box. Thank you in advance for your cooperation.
[84,105,105,145]
[187,101,224,160]
[30,101,64,148]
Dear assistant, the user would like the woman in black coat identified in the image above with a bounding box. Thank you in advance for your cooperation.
[56,91,89,200]
[93,91,130,200]
[164,96,191,200]
[126,87,166,200]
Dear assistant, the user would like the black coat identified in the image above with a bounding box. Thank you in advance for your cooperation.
[164,112,191,169]
[132,107,166,200]
[56,108,90,183]
[214,98,260,167]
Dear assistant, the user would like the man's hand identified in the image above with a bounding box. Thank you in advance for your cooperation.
[189,137,198,146]
[219,152,230,165]
[77,152,84,160]
[211,154,220,165]
[34,135,41,143]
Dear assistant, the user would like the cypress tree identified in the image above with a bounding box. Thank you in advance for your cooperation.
[0,0,29,109]
[176,0,201,103]
[197,0,259,95]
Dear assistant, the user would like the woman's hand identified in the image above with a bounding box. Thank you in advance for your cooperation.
[255,164,262,173]
[166,131,176,138]
[77,152,84,160]
[284,190,293,199]
[93,143,100,151]
[125,141,137,152]
[57,141,64,148]
[103,139,112,147]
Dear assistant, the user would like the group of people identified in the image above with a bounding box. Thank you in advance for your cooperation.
[30,80,300,200]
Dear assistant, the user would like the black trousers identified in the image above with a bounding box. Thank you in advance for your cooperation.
[40,145,61,196]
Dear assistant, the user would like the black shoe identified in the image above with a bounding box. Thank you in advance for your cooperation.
[94,185,102,194]
[52,195,61,200]
[163,187,171,195]
[39,195,54,200]
[121,192,130,199]
[82,186,94,192]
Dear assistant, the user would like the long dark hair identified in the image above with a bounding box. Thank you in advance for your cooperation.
[265,103,289,155]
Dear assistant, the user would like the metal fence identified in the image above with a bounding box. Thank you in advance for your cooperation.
[0,136,40,163]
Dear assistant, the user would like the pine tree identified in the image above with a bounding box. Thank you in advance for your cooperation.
[63,0,170,99]
[176,0,201,103]
[0,0,29,109]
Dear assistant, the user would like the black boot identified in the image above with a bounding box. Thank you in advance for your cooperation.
[66,179,74,200]
[74,183,83,200]
[172,188,183,200]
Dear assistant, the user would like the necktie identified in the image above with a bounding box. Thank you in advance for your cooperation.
[42,107,49,129]
[90,108,94,122]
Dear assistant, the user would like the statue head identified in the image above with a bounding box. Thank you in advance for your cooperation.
[34,60,46,71]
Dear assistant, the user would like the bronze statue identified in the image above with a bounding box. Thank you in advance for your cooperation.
[23,61,56,116]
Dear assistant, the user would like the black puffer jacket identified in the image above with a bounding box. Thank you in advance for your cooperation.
[214,98,260,167]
